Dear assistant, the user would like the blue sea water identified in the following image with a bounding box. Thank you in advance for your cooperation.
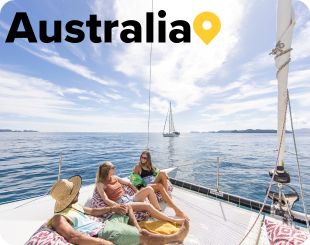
[0,132,309,213]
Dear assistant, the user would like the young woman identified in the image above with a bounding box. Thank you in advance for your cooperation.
[95,161,185,225]
[132,150,188,219]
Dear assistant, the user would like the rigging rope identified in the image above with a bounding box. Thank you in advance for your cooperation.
[287,90,310,231]
[239,26,308,242]
[238,91,288,244]
[146,0,154,150]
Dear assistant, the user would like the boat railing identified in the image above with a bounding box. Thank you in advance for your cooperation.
[169,177,309,226]
[170,155,310,226]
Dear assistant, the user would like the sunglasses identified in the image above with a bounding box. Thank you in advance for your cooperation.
[110,166,115,169]
[141,156,148,160]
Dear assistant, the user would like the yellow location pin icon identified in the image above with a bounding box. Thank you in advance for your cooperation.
[194,12,221,45]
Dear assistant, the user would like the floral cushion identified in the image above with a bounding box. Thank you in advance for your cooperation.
[265,217,309,245]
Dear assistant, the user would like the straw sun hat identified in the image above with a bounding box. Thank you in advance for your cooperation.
[50,175,82,213]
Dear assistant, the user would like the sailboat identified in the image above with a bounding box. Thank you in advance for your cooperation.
[163,101,180,137]
[0,0,309,244]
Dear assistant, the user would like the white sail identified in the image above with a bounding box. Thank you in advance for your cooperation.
[169,102,176,132]
[163,101,180,137]
[273,0,295,166]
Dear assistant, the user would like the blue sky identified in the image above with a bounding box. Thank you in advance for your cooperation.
[0,0,309,132]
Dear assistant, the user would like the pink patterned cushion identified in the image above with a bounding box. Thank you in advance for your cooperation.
[265,218,309,245]
[90,185,150,221]
[25,216,106,245]
[25,225,71,245]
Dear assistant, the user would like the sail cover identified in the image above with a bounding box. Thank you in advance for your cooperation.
[272,0,295,166]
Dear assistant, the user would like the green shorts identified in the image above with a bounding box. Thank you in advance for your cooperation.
[98,214,140,245]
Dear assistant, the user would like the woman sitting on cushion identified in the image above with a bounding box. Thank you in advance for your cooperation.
[95,161,185,225]
[132,150,187,219]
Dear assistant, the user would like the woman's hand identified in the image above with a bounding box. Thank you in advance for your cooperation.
[131,184,138,193]
[111,204,128,215]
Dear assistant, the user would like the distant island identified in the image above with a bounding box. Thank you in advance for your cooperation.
[209,129,292,133]
[0,129,38,132]
[202,129,292,134]
[190,128,310,134]
[294,128,310,133]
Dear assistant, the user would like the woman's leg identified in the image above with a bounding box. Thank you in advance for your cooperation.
[154,171,169,191]
[130,202,185,225]
[133,186,161,210]
[149,183,188,219]
[126,205,141,232]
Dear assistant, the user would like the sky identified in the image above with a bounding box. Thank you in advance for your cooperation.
[0,0,309,132]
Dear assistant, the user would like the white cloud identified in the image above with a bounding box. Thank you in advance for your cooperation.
[63,87,113,104]
[128,82,142,97]
[0,69,151,131]
[292,19,310,60]
[132,97,169,114]
[40,49,111,86]
[88,0,118,56]
[0,0,11,13]
[1,0,310,132]
[0,69,75,118]
[63,43,87,61]
[7,40,114,86]
[78,96,91,101]
[112,0,248,113]
[204,97,276,118]
[289,69,310,88]
[105,92,122,100]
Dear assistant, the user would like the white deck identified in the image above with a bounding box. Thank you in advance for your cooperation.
[163,186,267,245]
[0,182,270,245]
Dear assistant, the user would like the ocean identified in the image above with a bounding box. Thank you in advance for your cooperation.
[0,132,309,212]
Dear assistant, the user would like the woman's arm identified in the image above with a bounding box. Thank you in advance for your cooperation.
[83,205,128,217]
[51,215,113,245]
[132,165,141,175]
[116,176,138,193]
[96,182,118,206]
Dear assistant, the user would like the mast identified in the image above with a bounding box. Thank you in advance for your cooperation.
[274,0,295,167]
[169,102,172,133]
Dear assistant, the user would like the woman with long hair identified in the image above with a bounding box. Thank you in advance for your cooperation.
[95,161,185,225]
[132,150,188,219]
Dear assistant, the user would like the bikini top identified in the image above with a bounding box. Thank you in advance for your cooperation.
[140,167,154,178]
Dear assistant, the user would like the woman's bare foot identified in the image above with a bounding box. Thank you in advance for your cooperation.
[176,219,190,243]
[171,217,185,225]
[140,229,151,236]
[175,210,190,220]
